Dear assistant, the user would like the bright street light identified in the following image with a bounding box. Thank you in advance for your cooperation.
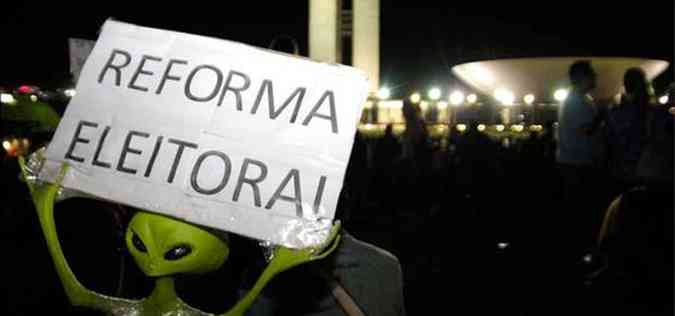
[494,88,515,106]
[659,95,669,105]
[428,87,442,101]
[466,94,477,104]
[554,89,569,102]
[0,93,16,104]
[449,90,465,106]
[410,92,421,103]
[523,94,535,105]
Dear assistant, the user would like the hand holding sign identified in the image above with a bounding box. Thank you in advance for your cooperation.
[40,20,369,248]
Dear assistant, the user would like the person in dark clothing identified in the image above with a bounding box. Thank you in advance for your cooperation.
[605,68,651,196]
[454,120,498,196]
[593,184,673,315]
[373,124,401,210]
[374,124,401,171]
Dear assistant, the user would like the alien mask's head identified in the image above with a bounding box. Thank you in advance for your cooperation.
[126,211,229,277]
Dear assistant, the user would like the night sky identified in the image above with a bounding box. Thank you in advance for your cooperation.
[1,1,673,97]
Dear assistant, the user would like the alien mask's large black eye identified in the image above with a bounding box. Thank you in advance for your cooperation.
[164,244,192,261]
[132,232,147,253]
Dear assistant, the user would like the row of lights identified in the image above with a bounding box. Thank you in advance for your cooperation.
[11,84,671,109]
[379,86,569,106]
[0,88,76,105]
[454,124,543,133]
[377,86,478,106]
[380,86,672,107]
[409,90,479,106]
[0,93,39,104]
[360,123,546,134]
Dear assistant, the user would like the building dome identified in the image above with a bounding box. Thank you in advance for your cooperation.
[452,57,669,103]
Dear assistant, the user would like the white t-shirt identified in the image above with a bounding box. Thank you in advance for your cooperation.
[556,91,597,165]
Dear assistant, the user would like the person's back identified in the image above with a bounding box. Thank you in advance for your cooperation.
[373,125,401,206]
[375,124,401,169]
[595,186,674,315]
[315,231,405,316]
[400,102,429,169]
[605,68,652,188]
[633,105,674,187]
[455,122,496,188]
[606,102,643,177]
[244,230,406,316]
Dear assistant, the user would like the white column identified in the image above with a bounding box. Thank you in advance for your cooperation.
[352,0,379,95]
[308,0,341,64]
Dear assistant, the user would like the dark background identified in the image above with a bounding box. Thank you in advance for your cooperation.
[1,1,673,96]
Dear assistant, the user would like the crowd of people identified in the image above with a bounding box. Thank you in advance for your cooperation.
[339,60,673,315]
[1,60,673,315]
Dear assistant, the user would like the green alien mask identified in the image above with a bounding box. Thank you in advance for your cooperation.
[19,158,341,316]
[126,211,229,277]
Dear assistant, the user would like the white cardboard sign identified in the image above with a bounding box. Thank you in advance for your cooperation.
[42,20,369,248]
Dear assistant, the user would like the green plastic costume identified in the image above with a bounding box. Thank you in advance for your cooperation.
[19,158,341,316]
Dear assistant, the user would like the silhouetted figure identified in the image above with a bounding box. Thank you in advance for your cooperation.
[373,124,401,210]
[400,101,430,176]
[540,120,558,165]
[556,60,605,261]
[634,98,674,191]
[396,101,432,218]
[454,121,496,193]
[605,68,651,195]
[375,124,401,169]
[557,61,600,166]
